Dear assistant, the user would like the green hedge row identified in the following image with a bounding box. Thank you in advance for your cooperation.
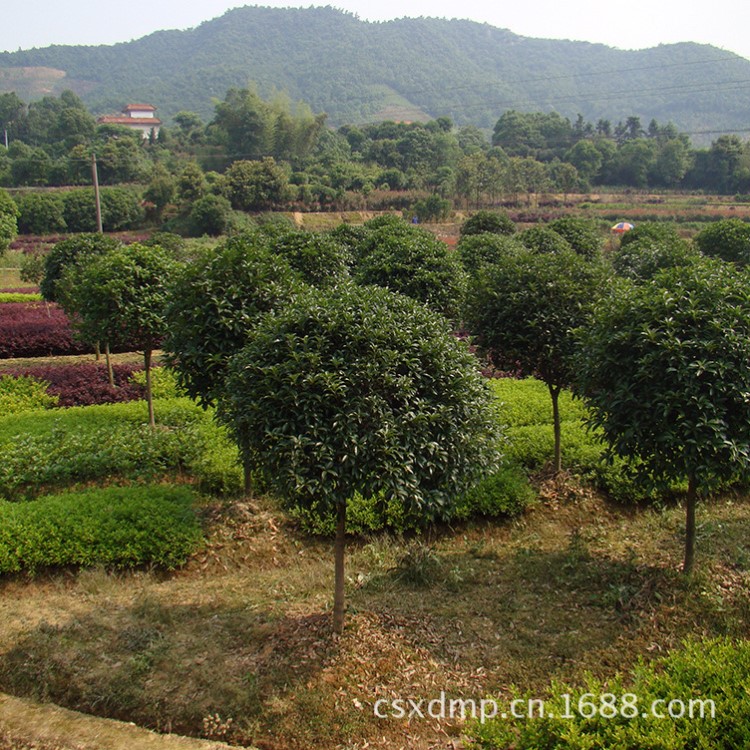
[470,637,750,749]
[0,485,203,573]
[0,292,42,303]
[0,398,242,499]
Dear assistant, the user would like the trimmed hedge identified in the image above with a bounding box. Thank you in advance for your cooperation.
[0,485,203,573]
[0,293,42,303]
[0,374,58,414]
[0,398,243,499]
[0,301,90,358]
[470,637,750,750]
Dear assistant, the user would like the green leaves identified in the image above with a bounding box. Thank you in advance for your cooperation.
[218,284,501,517]
[577,256,750,492]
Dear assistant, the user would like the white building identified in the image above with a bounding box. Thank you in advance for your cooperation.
[97,104,161,139]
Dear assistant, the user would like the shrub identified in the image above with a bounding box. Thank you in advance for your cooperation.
[612,237,700,281]
[271,229,352,287]
[517,226,574,254]
[188,194,233,236]
[129,366,185,400]
[0,485,203,573]
[0,301,91,358]
[460,210,516,238]
[14,192,67,235]
[452,465,536,520]
[619,221,682,249]
[0,398,242,499]
[8,363,144,407]
[470,637,750,750]
[0,292,42,303]
[547,217,603,259]
[456,233,526,275]
[0,374,58,414]
[61,188,144,233]
[694,218,750,265]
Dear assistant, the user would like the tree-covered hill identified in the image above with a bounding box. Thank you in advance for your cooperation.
[1,5,749,136]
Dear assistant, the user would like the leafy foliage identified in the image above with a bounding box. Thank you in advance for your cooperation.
[14,191,67,234]
[218,284,501,520]
[459,210,516,239]
[694,218,750,265]
[0,486,202,573]
[470,637,750,750]
[546,217,603,259]
[353,218,467,318]
[517,225,574,255]
[0,188,19,255]
[576,258,750,493]
[0,374,58,414]
[271,229,351,287]
[0,398,241,499]
[456,233,525,276]
[0,301,90,358]
[163,231,306,406]
[40,233,121,303]
[612,236,700,280]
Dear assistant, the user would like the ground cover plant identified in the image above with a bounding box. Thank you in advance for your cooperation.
[469,637,750,749]
[0,302,90,359]
[0,485,203,574]
[0,398,242,500]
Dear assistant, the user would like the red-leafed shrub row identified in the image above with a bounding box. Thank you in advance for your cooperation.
[6,363,147,406]
[0,302,91,359]
[0,288,40,294]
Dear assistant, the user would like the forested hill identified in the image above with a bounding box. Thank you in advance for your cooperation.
[2,5,750,136]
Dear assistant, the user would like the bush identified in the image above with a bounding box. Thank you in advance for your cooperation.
[547,217,603,259]
[0,398,242,499]
[517,226,574,254]
[694,218,750,265]
[14,192,67,235]
[0,374,58,414]
[452,465,536,519]
[62,188,144,233]
[460,210,516,238]
[0,485,203,573]
[619,221,682,249]
[456,233,526,275]
[188,194,233,236]
[0,292,42,303]
[8,363,144,407]
[0,301,91,358]
[612,237,700,281]
[470,637,750,750]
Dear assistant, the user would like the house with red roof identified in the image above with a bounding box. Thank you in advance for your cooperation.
[97,104,161,139]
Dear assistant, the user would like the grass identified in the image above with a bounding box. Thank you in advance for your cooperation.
[0,485,749,748]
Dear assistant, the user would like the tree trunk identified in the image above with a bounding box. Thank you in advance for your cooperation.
[333,500,347,635]
[105,342,115,388]
[94,341,101,362]
[243,457,253,495]
[683,474,697,575]
[144,348,155,428]
[549,384,562,475]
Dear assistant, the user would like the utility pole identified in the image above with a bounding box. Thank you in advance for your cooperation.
[91,152,103,234]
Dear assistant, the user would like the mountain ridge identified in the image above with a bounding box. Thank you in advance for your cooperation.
[1,5,748,139]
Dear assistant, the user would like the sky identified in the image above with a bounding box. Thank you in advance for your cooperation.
[2,0,750,61]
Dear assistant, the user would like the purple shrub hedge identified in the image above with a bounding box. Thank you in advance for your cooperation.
[0,302,90,359]
[6,363,146,406]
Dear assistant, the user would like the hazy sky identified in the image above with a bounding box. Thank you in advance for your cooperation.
[3,0,750,61]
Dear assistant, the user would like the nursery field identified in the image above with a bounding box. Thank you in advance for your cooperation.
[0,376,748,748]
[2,210,750,748]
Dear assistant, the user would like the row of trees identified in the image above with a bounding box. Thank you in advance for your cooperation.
[3,89,750,213]
[39,213,750,633]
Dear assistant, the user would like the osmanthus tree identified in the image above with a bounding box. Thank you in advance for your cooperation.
[218,284,501,633]
[70,243,179,427]
[466,247,606,474]
[163,232,308,490]
[694,218,750,266]
[352,217,467,319]
[576,257,750,574]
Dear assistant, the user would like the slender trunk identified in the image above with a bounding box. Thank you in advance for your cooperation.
[333,501,347,635]
[105,342,115,388]
[683,474,697,575]
[144,348,155,428]
[94,341,101,362]
[549,384,562,475]
[243,457,253,495]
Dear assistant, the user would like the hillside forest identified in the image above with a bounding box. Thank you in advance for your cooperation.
[1,87,750,237]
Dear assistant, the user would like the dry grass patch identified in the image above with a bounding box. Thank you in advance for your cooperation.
[0,489,749,748]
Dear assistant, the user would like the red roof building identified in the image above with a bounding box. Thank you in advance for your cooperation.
[97,104,161,139]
